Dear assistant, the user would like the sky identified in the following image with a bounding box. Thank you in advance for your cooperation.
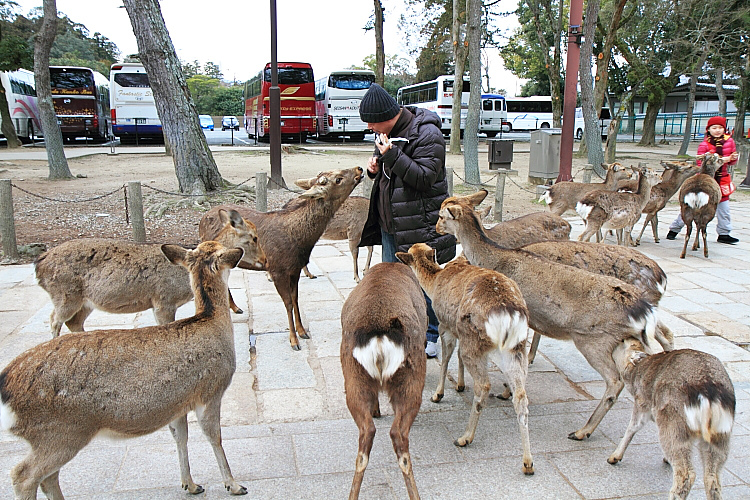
[14,0,525,96]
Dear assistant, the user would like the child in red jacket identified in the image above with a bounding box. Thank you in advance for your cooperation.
[667,116,739,244]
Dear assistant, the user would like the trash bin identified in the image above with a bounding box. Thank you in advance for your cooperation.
[487,139,514,170]
[529,128,561,183]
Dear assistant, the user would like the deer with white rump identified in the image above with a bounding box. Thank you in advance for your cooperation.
[397,244,535,475]
[35,208,266,336]
[608,338,735,500]
[539,162,631,215]
[340,262,427,500]
[0,242,248,499]
[678,153,722,259]
[437,191,658,440]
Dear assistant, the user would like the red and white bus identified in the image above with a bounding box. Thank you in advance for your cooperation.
[244,62,316,142]
[0,69,41,143]
[50,66,110,142]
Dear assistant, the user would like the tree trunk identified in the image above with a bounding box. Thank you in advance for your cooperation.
[579,0,604,176]
[735,58,749,148]
[463,0,481,185]
[0,81,22,148]
[716,68,727,117]
[637,75,679,147]
[605,80,644,163]
[374,0,385,87]
[34,0,72,180]
[678,59,703,156]
[593,0,627,113]
[527,0,563,126]
[123,0,222,194]
[450,0,466,155]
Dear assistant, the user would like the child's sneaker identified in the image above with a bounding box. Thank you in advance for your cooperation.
[666,230,678,240]
[717,234,739,244]
[425,341,438,359]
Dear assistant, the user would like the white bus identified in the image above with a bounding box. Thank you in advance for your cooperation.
[505,96,553,131]
[0,69,41,143]
[396,75,507,136]
[315,69,374,141]
[109,63,163,143]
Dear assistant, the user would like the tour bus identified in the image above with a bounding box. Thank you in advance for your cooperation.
[109,62,163,143]
[504,96,553,131]
[573,106,612,140]
[244,62,316,142]
[396,76,507,136]
[314,69,374,141]
[0,69,41,143]
[50,66,110,142]
[480,93,508,137]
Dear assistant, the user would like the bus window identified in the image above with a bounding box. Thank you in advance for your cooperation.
[482,99,492,111]
[495,100,504,111]
[264,67,314,84]
[50,68,95,94]
[114,73,150,88]
[328,74,374,90]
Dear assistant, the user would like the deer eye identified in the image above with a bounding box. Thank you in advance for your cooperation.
[253,237,257,243]
[336,177,342,184]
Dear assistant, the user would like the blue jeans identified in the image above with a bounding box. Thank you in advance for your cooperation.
[381,230,440,343]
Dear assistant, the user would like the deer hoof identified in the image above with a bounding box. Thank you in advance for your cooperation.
[185,484,204,495]
[456,385,465,392]
[291,343,301,351]
[607,456,620,465]
[299,332,310,340]
[232,307,244,315]
[453,437,471,447]
[431,393,444,403]
[227,484,248,495]
[523,462,535,475]
[567,430,587,441]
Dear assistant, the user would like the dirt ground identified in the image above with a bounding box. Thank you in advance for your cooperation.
[0,144,733,263]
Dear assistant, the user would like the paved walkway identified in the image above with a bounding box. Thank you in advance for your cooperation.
[1,196,750,499]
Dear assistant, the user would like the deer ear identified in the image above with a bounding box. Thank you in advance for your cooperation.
[299,182,327,199]
[227,210,246,229]
[477,205,491,219]
[294,177,315,190]
[161,244,188,265]
[221,247,245,269]
[427,247,436,263]
[468,189,488,206]
[395,252,412,265]
[444,205,462,220]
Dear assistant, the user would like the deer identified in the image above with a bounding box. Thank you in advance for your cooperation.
[340,262,427,500]
[199,166,364,350]
[607,338,735,500]
[397,244,535,475]
[289,184,373,282]
[631,161,700,245]
[35,208,266,337]
[437,191,659,441]
[678,153,722,259]
[0,242,248,499]
[480,209,572,248]
[539,162,631,216]
[576,165,657,246]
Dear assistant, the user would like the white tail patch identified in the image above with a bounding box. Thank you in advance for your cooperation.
[685,394,734,442]
[576,202,593,221]
[0,401,16,431]
[684,192,710,209]
[539,191,552,205]
[485,311,528,351]
[629,307,657,351]
[352,336,405,384]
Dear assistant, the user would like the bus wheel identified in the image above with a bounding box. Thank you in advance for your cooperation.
[299,132,307,143]
[350,133,365,142]
[540,122,550,129]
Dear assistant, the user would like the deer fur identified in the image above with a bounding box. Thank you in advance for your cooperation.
[437,191,658,440]
[539,162,631,216]
[480,209,572,248]
[340,262,427,500]
[576,165,656,246]
[290,186,373,283]
[632,161,700,245]
[679,153,722,259]
[0,242,248,499]
[397,244,535,475]
[608,338,735,500]
[35,209,266,337]
[200,166,364,350]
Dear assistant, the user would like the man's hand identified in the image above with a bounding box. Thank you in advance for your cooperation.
[367,156,379,175]
[375,133,392,155]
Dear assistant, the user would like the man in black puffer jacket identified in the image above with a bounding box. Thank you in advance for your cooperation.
[357,83,456,358]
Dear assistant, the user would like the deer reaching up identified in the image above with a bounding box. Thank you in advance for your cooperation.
[539,162,631,216]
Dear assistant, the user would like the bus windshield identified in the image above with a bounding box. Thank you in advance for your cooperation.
[114,73,151,88]
[328,74,374,90]
[50,68,94,95]
[263,67,314,84]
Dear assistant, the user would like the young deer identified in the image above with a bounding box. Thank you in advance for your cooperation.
[632,161,700,245]
[340,262,427,500]
[608,338,735,500]
[200,167,364,350]
[35,208,266,337]
[1,242,248,499]
[576,165,656,246]
[679,153,722,259]
[481,209,572,248]
[397,244,535,475]
[539,162,631,216]
[437,191,658,440]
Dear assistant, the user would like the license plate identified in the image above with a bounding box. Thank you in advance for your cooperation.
[135,118,147,124]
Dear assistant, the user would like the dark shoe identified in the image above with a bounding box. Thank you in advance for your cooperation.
[717,235,739,244]
[666,231,678,240]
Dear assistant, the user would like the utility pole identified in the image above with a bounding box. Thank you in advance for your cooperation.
[557,0,583,182]
[269,0,284,189]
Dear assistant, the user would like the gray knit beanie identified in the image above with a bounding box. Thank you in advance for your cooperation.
[359,83,400,123]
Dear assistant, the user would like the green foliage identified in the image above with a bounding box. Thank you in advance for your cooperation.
[0,33,32,72]
[360,54,416,96]
[186,71,243,116]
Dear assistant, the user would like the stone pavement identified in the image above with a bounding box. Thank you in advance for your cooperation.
[1,202,750,499]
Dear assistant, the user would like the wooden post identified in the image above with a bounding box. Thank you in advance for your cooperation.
[0,179,19,261]
[256,171,268,212]
[583,163,593,183]
[446,166,453,196]
[493,170,507,222]
[127,181,146,243]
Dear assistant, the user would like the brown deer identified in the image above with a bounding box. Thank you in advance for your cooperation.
[35,208,266,337]
[608,338,735,500]
[479,208,572,248]
[340,262,427,500]
[397,244,535,475]
[679,153,722,259]
[200,166,364,350]
[437,191,658,440]
[539,162,631,215]
[0,242,248,499]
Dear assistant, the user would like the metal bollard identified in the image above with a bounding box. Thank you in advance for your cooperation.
[0,179,20,261]
[493,170,507,222]
[256,172,268,212]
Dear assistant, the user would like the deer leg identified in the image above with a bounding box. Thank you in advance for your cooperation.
[49,297,85,337]
[652,213,660,243]
[578,225,596,243]
[388,385,423,500]
[364,246,373,275]
[291,277,309,340]
[607,406,650,464]
[168,414,204,494]
[456,346,465,392]
[691,225,702,251]
[635,213,654,245]
[454,352,491,447]
[273,275,300,349]
[680,223,692,259]
[346,384,378,500]
[196,401,247,495]
[657,410,695,500]
[351,244,361,283]
[655,321,674,351]
[63,303,94,333]
[301,265,316,279]
[527,330,541,364]
[12,435,90,500]
[698,434,729,500]
[228,288,244,314]
[702,226,709,258]
[39,470,64,500]
[432,328,456,402]
[152,304,178,326]
[615,228,623,245]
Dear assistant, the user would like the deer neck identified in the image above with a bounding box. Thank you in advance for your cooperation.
[455,216,502,269]
[191,269,231,322]
[602,168,618,188]
[411,260,441,297]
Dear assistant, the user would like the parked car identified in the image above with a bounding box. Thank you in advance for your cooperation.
[199,115,214,131]
[574,107,612,140]
[222,116,240,131]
